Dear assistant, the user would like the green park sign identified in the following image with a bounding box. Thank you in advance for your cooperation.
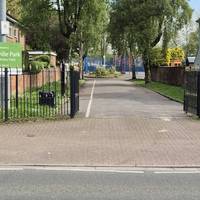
[0,43,22,68]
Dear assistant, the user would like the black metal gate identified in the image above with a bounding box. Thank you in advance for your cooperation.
[0,64,80,122]
[184,70,200,117]
[70,68,80,118]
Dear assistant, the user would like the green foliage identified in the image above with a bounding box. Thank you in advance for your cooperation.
[149,48,166,67]
[166,48,185,65]
[21,0,109,62]
[96,68,107,77]
[108,68,115,74]
[34,55,50,65]
[25,55,51,73]
[95,67,119,78]
[184,30,199,56]
[108,0,192,83]
[95,68,109,77]
[21,0,53,51]
[70,0,109,61]
[29,61,46,74]
[7,0,21,19]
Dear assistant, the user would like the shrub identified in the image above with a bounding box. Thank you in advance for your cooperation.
[96,68,102,77]
[108,68,115,74]
[95,67,117,77]
[34,55,50,68]
[30,61,47,74]
[34,55,50,63]
[114,71,120,77]
[100,68,108,76]
[150,48,166,67]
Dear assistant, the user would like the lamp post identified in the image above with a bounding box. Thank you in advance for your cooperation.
[0,0,8,121]
[0,0,7,42]
[194,19,200,70]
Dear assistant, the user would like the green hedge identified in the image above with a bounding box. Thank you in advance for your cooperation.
[24,55,51,74]
[34,55,50,65]
[29,61,48,74]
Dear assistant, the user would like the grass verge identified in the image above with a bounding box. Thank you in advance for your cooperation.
[133,80,184,103]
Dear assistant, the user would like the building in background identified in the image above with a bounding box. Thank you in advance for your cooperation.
[6,13,26,50]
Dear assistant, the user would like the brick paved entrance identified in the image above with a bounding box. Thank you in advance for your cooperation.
[0,75,200,167]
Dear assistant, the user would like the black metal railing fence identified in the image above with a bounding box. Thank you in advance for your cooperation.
[0,66,72,122]
[184,70,200,117]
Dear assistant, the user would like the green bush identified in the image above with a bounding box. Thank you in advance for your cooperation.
[109,68,115,74]
[30,61,47,74]
[34,55,50,68]
[100,68,108,76]
[34,55,50,63]
[96,68,102,77]
[95,67,117,77]
[114,71,120,77]
[95,68,108,77]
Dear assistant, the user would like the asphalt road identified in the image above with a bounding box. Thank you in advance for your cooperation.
[0,168,200,200]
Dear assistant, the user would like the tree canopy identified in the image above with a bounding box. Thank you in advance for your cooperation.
[184,30,199,56]
[108,0,192,83]
[7,0,21,19]
[20,0,108,62]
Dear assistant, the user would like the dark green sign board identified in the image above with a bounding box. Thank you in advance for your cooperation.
[0,43,22,68]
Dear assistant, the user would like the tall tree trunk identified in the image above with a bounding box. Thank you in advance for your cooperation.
[130,53,136,80]
[143,50,151,84]
[79,41,84,79]
[65,39,71,63]
[128,46,136,79]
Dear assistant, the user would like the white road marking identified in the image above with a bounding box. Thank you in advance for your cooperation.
[0,166,200,174]
[33,167,144,174]
[0,168,23,171]
[85,80,96,118]
[154,168,200,174]
[154,171,200,174]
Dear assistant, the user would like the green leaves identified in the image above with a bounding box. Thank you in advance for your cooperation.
[21,0,53,51]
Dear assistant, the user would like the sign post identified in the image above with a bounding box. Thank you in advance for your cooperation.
[0,43,22,120]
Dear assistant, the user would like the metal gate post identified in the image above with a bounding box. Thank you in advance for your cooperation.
[16,73,19,109]
[197,72,200,117]
[4,68,8,121]
[70,67,75,118]
[61,62,66,96]
[70,68,80,118]
[183,70,187,113]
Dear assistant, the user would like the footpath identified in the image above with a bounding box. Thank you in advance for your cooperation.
[0,75,200,167]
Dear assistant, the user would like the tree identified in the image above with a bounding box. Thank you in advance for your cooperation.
[108,0,192,83]
[149,48,166,67]
[184,30,199,56]
[56,0,86,62]
[108,7,138,78]
[21,0,109,68]
[21,0,53,50]
[7,0,21,18]
[166,47,185,65]
[71,0,109,77]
